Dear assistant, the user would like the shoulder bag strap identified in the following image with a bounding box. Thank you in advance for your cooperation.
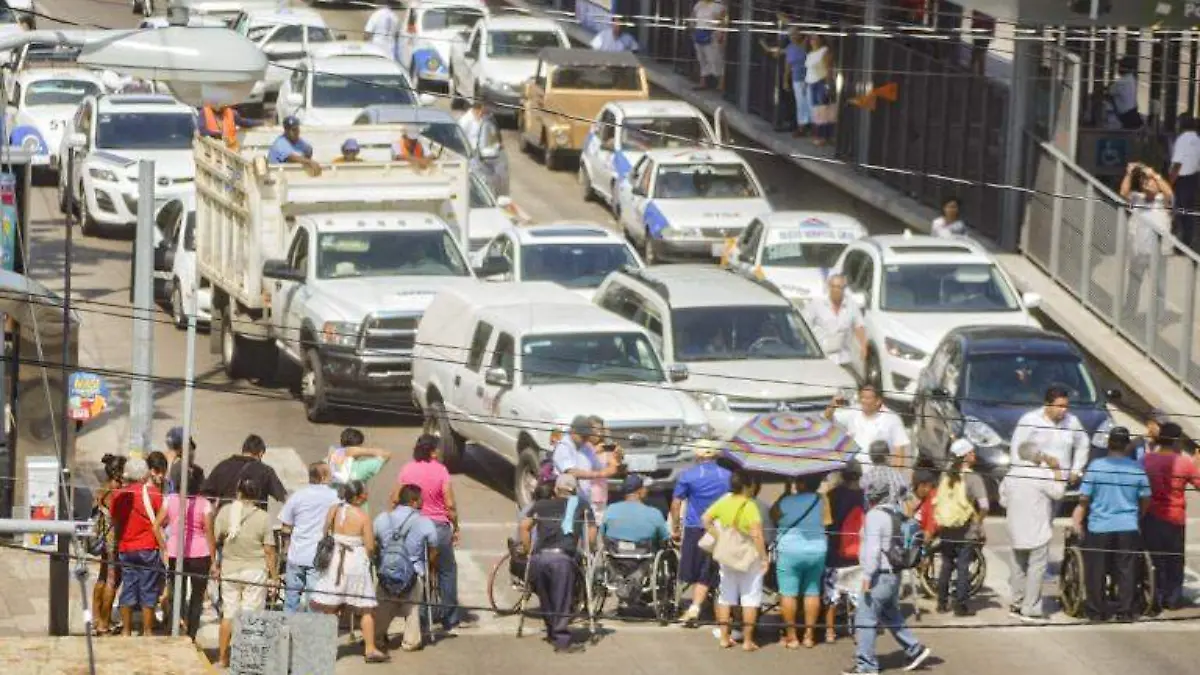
[141,484,158,523]
[778,494,821,538]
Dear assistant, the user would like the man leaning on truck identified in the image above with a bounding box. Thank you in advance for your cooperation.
[198,102,261,150]
[269,116,323,176]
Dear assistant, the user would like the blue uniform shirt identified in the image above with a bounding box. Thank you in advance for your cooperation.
[784,39,807,82]
[672,462,731,529]
[268,135,314,164]
[1080,455,1150,533]
[602,500,668,544]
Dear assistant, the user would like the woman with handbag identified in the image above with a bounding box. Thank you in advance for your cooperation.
[214,479,278,668]
[770,474,833,649]
[701,470,770,651]
[805,34,836,146]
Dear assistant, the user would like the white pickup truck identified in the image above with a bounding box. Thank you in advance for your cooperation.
[194,127,477,421]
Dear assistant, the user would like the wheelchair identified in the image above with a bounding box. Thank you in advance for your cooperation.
[594,538,681,625]
[1059,530,1155,619]
[487,538,603,638]
[914,537,987,600]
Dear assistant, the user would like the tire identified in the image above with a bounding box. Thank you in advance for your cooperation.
[219,307,250,380]
[865,349,883,393]
[519,125,536,155]
[641,228,657,265]
[170,282,185,330]
[428,400,464,472]
[301,349,330,423]
[1137,550,1156,616]
[651,549,680,626]
[486,552,526,616]
[79,190,98,236]
[514,445,541,509]
[579,164,595,202]
[1060,543,1086,618]
[543,139,561,171]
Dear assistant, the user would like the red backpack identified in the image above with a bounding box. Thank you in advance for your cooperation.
[837,503,865,561]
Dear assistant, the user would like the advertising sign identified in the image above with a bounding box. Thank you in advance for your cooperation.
[68,371,111,423]
[26,457,60,551]
[0,173,16,272]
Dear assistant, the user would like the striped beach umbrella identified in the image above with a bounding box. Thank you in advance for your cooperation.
[721,412,859,477]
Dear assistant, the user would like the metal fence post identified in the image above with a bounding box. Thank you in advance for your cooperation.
[1049,159,1065,279]
[1080,183,1095,308]
[737,0,753,112]
[1112,208,1128,330]
[1179,258,1196,392]
[1145,237,1160,350]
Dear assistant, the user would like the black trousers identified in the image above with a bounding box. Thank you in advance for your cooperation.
[937,525,972,606]
[1083,530,1139,619]
[1174,173,1198,248]
[166,556,211,640]
[1143,516,1186,608]
[531,551,576,649]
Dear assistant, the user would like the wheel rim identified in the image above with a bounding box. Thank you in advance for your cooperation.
[301,362,317,402]
[221,316,234,366]
[642,231,655,264]
[517,459,537,506]
[172,288,183,325]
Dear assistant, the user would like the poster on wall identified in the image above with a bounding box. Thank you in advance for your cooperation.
[0,173,17,272]
[576,0,617,34]
[26,457,60,551]
[68,372,111,423]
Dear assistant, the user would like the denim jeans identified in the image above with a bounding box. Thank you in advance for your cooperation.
[792,80,811,126]
[434,522,461,628]
[284,563,318,613]
[854,572,925,673]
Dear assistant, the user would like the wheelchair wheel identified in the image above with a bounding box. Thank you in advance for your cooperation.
[915,545,987,599]
[487,552,526,616]
[651,548,680,626]
[1060,545,1086,618]
[1136,549,1157,616]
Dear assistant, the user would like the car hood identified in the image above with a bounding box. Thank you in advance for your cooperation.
[483,58,538,85]
[466,206,516,243]
[876,310,1039,356]
[90,149,195,180]
[650,198,772,229]
[13,105,78,147]
[761,266,831,301]
[313,276,476,321]
[532,382,699,427]
[683,358,855,400]
[960,399,1111,439]
[298,108,367,127]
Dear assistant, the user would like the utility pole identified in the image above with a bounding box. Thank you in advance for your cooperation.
[49,151,75,637]
[128,162,155,456]
[170,310,197,636]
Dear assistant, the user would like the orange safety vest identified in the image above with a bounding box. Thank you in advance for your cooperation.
[203,106,238,150]
[395,137,425,159]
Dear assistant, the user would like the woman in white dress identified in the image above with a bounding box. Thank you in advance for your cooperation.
[311,480,388,663]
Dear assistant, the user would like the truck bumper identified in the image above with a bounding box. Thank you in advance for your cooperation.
[319,349,415,405]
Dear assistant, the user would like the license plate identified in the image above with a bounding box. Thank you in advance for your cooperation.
[711,242,727,257]
[624,453,658,473]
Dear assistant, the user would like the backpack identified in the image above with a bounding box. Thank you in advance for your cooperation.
[882,506,926,571]
[836,502,864,561]
[933,475,974,529]
[378,510,420,596]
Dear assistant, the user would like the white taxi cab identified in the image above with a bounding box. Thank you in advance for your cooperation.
[397,0,489,89]
[615,148,772,265]
[723,211,867,306]
[6,69,104,175]
[276,46,433,126]
[579,99,718,210]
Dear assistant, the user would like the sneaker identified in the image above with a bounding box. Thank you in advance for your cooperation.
[554,643,586,654]
[903,646,933,671]
[680,606,700,628]
[1019,613,1045,623]
[1008,604,1023,619]
[710,627,744,642]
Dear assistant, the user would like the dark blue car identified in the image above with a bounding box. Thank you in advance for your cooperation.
[911,326,1117,504]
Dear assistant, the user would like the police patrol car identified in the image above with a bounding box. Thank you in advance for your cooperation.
[397,0,488,89]
[724,211,867,306]
[6,69,104,175]
[579,99,718,210]
[615,148,772,264]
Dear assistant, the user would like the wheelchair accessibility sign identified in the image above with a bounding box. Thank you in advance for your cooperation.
[1096,137,1129,170]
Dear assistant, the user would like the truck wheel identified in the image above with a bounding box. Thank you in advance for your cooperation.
[579,165,595,202]
[514,445,542,509]
[543,140,560,171]
[301,349,330,423]
[170,282,185,330]
[219,308,250,380]
[79,192,98,236]
[428,400,464,473]
[641,228,657,265]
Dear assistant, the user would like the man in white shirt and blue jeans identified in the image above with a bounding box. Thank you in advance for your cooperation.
[278,462,340,613]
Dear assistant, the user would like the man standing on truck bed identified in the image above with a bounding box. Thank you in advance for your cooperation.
[198,102,261,150]
[268,116,322,175]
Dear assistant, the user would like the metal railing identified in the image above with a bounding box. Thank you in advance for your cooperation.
[1021,136,1200,397]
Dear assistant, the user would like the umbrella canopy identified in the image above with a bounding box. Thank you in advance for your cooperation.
[721,412,859,477]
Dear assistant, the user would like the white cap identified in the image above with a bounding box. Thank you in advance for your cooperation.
[949,439,975,458]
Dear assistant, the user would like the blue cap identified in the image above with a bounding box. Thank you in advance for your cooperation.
[621,474,645,493]
[342,138,360,152]
[166,426,184,449]
[283,115,301,129]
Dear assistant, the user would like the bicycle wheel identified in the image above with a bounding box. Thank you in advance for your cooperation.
[915,553,937,599]
[970,547,987,596]
[487,552,526,616]
[1060,545,1086,618]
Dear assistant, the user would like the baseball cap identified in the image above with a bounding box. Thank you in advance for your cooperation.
[692,438,722,459]
[949,438,975,458]
[342,138,360,152]
[283,115,301,129]
[570,415,593,436]
[621,474,645,493]
[555,473,578,493]
[165,426,194,451]
[1108,426,1132,448]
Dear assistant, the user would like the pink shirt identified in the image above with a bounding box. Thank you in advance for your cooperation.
[397,459,451,524]
[165,494,212,559]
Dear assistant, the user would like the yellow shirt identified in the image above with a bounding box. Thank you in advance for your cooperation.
[332,156,362,164]
[704,494,761,534]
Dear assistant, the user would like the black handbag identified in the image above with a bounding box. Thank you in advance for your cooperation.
[313,505,341,572]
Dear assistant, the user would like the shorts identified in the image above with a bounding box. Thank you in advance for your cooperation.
[118,550,165,608]
[717,565,764,607]
[680,527,718,586]
[776,548,826,597]
[220,568,269,619]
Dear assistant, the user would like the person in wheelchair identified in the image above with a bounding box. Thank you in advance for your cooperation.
[599,475,669,606]
[1071,427,1151,622]
[932,439,988,616]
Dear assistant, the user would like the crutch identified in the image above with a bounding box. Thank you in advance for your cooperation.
[515,547,535,638]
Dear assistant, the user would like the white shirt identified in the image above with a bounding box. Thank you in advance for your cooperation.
[458,111,483,151]
[833,406,910,465]
[802,295,863,365]
[931,217,965,238]
[591,30,638,52]
[1000,462,1066,550]
[1127,193,1172,260]
[1105,74,1137,129]
[804,46,829,84]
[693,2,725,31]
[364,7,399,57]
[1171,130,1200,176]
[552,436,594,502]
[1009,409,1090,477]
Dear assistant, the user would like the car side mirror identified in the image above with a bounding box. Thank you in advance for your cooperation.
[667,363,688,383]
[476,255,510,278]
[631,185,645,197]
[484,366,511,387]
[262,258,305,282]
[418,93,436,106]
[479,144,500,160]
[153,244,174,272]
[1022,291,1042,309]
[67,132,86,148]
[285,92,303,108]
[928,386,949,398]
[1105,388,1122,401]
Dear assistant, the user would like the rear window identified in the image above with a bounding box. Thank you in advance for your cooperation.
[551,66,641,90]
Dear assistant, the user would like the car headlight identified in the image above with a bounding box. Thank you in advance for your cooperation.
[683,423,714,440]
[320,321,359,348]
[693,392,730,413]
[884,337,926,361]
[88,167,118,182]
[1091,418,1114,448]
[962,416,1004,448]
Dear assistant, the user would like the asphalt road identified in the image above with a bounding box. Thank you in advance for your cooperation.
[19,2,1200,672]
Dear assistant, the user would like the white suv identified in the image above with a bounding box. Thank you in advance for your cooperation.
[412,282,710,506]
[593,265,857,439]
[449,14,569,117]
[830,234,1042,403]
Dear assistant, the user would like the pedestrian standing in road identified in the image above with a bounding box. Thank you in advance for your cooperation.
[520,474,597,653]
[214,479,278,668]
[163,426,195,495]
[111,454,167,637]
[590,20,638,52]
[805,33,836,146]
[760,22,809,137]
[328,427,392,490]
[932,439,988,616]
[803,274,867,377]
[553,415,618,505]
[1009,386,1091,485]
[373,484,439,656]
[154,463,215,640]
[823,461,864,643]
[825,384,911,470]
[92,454,126,636]
[1120,161,1173,318]
[670,438,732,626]
[1073,427,1151,621]
[771,474,832,649]
[1000,442,1067,621]
[586,415,623,524]
[691,0,728,91]
[202,434,288,509]
[278,461,340,613]
[395,434,471,631]
[931,197,966,238]
[910,468,938,536]
[364,1,401,61]
[1140,422,1200,610]
[846,483,933,675]
[458,101,487,152]
[1169,114,1200,249]
[860,440,909,507]
[704,470,769,651]
[310,481,384,659]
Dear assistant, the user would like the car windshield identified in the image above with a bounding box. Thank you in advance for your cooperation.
[488,30,561,57]
[422,7,483,31]
[520,243,639,288]
[416,121,469,156]
[762,240,848,268]
[469,175,495,207]
[673,306,821,362]
[523,332,664,385]
[882,263,1020,312]
[550,65,641,90]
[22,43,82,66]
[23,79,100,106]
[653,163,760,199]
[621,116,710,151]
[311,73,416,108]
[95,113,196,150]
[317,230,470,278]
[964,353,1098,407]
